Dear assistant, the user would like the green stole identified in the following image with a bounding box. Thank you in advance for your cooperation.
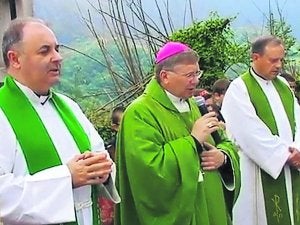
[0,76,101,225]
[242,71,300,225]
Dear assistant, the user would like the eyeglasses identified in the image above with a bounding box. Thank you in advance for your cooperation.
[168,70,204,80]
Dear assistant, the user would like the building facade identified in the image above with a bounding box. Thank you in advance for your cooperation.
[0,0,33,81]
[0,2,34,225]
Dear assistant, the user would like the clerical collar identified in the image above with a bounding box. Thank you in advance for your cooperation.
[250,68,271,85]
[251,68,266,79]
[37,95,51,105]
[14,80,52,105]
[165,90,190,112]
[165,90,184,103]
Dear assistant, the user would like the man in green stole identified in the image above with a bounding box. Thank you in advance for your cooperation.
[0,18,120,224]
[222,35,300,225]
[115,42,240,225]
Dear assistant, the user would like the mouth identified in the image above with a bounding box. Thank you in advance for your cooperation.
[188,87,196,91]
[272,70,281,75]
[48,67,60,75]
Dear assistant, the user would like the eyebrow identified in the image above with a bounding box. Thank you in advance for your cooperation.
[37,43,60,51]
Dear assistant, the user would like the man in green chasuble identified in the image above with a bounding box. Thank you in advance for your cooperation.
[222,35,300,225]
[115,41,240,225]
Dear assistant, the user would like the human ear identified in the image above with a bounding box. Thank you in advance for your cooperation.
[160,70,169,84]
[252,53,260,61]
[7,50,21,69]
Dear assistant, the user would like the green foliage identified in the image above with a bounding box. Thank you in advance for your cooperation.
[55,38,111,107]
[169,12,249,88]
[266,12,300,81]
[266,13,300,102]
[85,108,114,147]
[55,37,153,110]
[52,7,300,132]
[268,16,296,52]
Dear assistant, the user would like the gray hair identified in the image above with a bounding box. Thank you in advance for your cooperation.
[155,49,199,82]
[2,17,47,68]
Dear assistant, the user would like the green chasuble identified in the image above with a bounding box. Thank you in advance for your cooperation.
[242,71,300,225]
[115,78,240,225]
[0,76,101,225]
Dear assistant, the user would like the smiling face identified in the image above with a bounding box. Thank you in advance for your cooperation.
[7,22,62,95]
[252,42,285,80]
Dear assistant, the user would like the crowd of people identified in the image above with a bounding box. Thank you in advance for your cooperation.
[0,17,300,225]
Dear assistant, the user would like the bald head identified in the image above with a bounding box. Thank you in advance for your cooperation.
[2,17,62,95]
[2,17,47,68]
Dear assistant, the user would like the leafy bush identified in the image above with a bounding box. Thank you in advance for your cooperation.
[169,12,249,88]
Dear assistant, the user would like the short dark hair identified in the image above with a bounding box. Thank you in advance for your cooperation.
[212,78,230,95]
[2,17,47,68]
[155,49,199,82]
[111,106,124,125]
[251,35,283,55]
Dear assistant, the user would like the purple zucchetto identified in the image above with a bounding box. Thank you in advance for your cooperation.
[155,41,191,64]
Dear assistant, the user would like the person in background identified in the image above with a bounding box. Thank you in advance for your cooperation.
[0,17,120,224]
[115,41,240,225]
[280,72,300,104]
[111,106,124,131]
[99,106,124,225]
[108,106,124,160]
[222,35,300,225]
[211,78,230,109]
[194,88,213,112]
[280,71,297,93]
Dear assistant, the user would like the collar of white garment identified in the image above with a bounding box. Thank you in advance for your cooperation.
[165,90,190,112]
[250,68,272,85]
[14,80,52,105]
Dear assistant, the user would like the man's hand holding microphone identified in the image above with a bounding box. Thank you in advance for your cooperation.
[191,96,227,170]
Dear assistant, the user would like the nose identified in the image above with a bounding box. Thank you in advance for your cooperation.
[190,75,200,85]
[275,60,282,69]
[52,50,63,63]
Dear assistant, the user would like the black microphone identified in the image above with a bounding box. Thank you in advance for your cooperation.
[217,110,225,123]
[211,104,226,123]
[194,96,222,145]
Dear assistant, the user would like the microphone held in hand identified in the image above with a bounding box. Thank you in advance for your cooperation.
[194,96,210,115]
[216,111,225,123]
[194,96,222,145]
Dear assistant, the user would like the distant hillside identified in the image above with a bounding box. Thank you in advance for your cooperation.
[34,0,300,42]
[33,0,300,108]
[34,0,93,44]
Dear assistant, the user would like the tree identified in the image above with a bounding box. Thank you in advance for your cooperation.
[169,12,249,88]
[61,0,299,133]
[265,0,300,95]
